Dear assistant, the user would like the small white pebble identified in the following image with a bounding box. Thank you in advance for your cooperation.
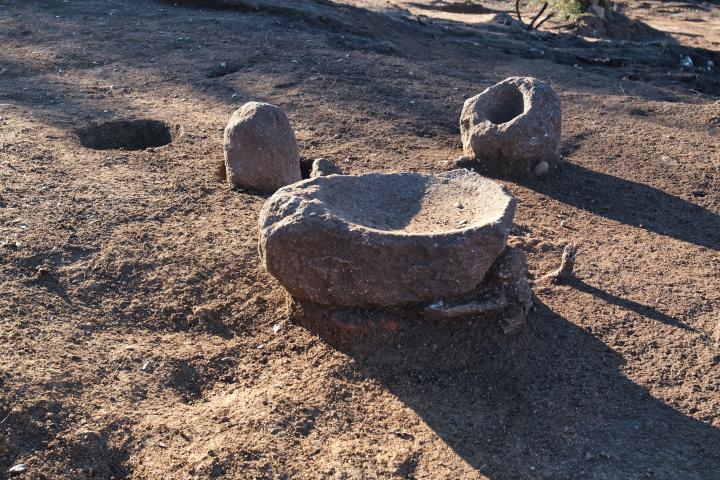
[534,161,549,176]
[8,464,27,473]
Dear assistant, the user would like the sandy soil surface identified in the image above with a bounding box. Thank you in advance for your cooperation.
[1,0,719,478]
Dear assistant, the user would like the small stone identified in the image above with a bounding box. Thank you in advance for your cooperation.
[272,324,281,334]
[533,160,549,176]
[310,158,343,178]
[487,248,527,284]
[36,265,51,278]
[223,102,301,192]
[8,464,27,474]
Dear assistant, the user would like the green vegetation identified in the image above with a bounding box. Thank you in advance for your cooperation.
[529,0,591,21]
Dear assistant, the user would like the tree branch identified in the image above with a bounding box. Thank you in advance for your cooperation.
[528,2,549,30]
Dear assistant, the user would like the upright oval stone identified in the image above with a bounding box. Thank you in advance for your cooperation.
[460,77,561,178]
[223,102,302,192]
[259,169,516,307]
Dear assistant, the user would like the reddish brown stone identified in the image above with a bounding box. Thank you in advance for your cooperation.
[223,102,301,192]
[259,169,516,307]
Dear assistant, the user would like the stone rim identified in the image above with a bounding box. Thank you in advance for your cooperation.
[260,170,516,241]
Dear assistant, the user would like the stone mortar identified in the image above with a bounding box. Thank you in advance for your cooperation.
[259,169,516,307]
[460,76,561,179]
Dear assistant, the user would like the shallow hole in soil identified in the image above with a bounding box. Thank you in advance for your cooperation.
[484,85,525,125]
[75,119,176,150]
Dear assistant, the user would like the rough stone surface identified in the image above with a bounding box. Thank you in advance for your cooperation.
[289,246,532,364]
[310,158,343,178]
[460,76,561,178]
[259,169,516,307]
[424,246,531,321]
[223,102,302,192]
[487,247,527,284]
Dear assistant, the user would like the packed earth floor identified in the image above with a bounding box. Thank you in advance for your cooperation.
[1,0,719,478]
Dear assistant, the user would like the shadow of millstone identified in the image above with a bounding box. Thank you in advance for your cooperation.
[300,300,720,478]
[288,247,532,370]
[290,297,519,370]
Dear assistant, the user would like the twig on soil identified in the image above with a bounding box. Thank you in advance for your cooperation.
[539,243,578,282]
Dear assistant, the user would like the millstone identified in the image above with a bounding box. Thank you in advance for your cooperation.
[258,169,516,307]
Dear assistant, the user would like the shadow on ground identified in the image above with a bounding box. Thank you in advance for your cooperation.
[524,162,720,250]
[567,278,695,331]
[318,301,720,478]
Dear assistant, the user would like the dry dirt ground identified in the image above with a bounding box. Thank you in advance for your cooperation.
[1,0,720,478]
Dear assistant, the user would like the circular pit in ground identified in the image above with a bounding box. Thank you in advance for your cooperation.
[75,119,177,150]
